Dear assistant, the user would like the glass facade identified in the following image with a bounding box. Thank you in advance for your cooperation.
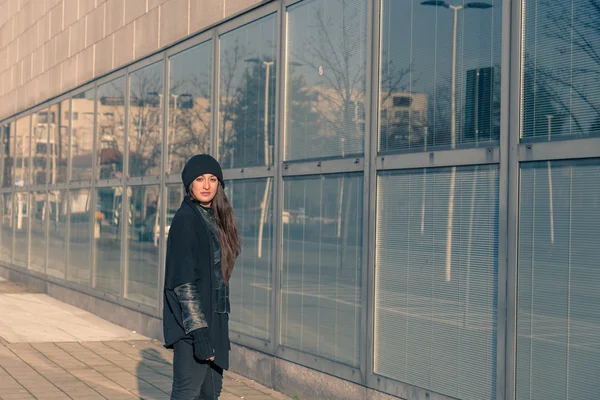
[0,1,598,399]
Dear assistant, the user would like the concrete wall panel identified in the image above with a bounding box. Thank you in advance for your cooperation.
[160,0,189,48]
[225,0,260,17]
[63,0,78,28]
[134,7,160,58]
[49,3,63,38]
[113,22,134,69]
[124,0,146,25]
[85,2,105,47]
[76,44,94,85]
[190,0,223,34]
[61,54,77,91]
[79,0,96,17]
[69,18,86,56]
[105,0,125,35]
[95,34,113,76]
[55,28,70,64]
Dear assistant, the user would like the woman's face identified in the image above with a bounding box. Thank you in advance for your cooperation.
[191,174,219,206]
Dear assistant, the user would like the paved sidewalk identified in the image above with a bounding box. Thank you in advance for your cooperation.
[0,278,290,400]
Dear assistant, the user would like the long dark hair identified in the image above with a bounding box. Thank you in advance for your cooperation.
[189,183,240,284]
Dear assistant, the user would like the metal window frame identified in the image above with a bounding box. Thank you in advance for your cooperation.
[505,0,523,399]
[365,0,506,399]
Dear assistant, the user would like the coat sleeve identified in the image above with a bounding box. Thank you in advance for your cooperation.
[173,281,208,333]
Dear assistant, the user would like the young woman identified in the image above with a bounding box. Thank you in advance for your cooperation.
[163,154,240,399]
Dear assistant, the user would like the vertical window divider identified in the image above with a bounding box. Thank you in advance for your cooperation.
[361,0,379,386]
[121,72,130,301]
[365,0,382,387]
[506,0,525,399]
[44,113,50,276]
[90,85,99,289]
[158,52,169,318]
[211,30,220,159]
[65,98,72,282]
[272,0,287,355]
[497,0,515,399]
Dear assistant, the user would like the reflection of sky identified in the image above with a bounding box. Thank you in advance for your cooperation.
[169,40,212,97]
[219,14,278,92]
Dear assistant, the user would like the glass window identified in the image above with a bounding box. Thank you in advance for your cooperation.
[49,101,69,184]
[13,192,29,268]
[68,188,91,284]
[380,0,502,153]
[97,78,125,181]
[517,160,600,399]
[126,185,160,307]
[1,193,13,264]
[29,191,47,273]
[128,63,163,178]
[168,41,212,175]
[32,110,49,185]
[521,1,600,140]
[219,15,277,169]
[15,115,31,187]
[228,178,273,340]
[375,165,499,400]
[285,0,367,161]
[1,123,15,188]
[281,174,363,366]
[47,190,67,279]
[71,89,95,182]
[93,186,122,295]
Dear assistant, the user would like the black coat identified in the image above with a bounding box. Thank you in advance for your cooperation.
[163,195,230,370]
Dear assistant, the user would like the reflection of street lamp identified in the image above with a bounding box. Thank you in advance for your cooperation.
[421,1,491,282]
[168,93,179,172]
[421,1,492,149]
[245,58,274,166]
[245,58,275,259]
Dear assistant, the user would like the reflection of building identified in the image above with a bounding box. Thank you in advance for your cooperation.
[380,92,429,148]
[464,66,498,143]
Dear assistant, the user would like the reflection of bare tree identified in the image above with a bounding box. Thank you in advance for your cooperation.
[219,39,249,166]
[296,0,366,154]
[129,67,163,177]
[169,59,212,172]
[529,0,600,137]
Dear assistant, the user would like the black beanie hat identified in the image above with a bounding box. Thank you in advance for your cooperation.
[182,154,224,193]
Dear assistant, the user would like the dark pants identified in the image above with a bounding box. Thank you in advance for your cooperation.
[171,340,223,400]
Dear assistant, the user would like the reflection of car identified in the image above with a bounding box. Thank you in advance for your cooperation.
[138,213,175,246]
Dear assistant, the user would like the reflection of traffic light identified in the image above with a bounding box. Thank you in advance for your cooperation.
[465,67,493,142]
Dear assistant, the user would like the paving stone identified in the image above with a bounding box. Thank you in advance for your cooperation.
[0,279,290,400]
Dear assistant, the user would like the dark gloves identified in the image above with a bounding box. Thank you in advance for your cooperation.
[191,328,214,360]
